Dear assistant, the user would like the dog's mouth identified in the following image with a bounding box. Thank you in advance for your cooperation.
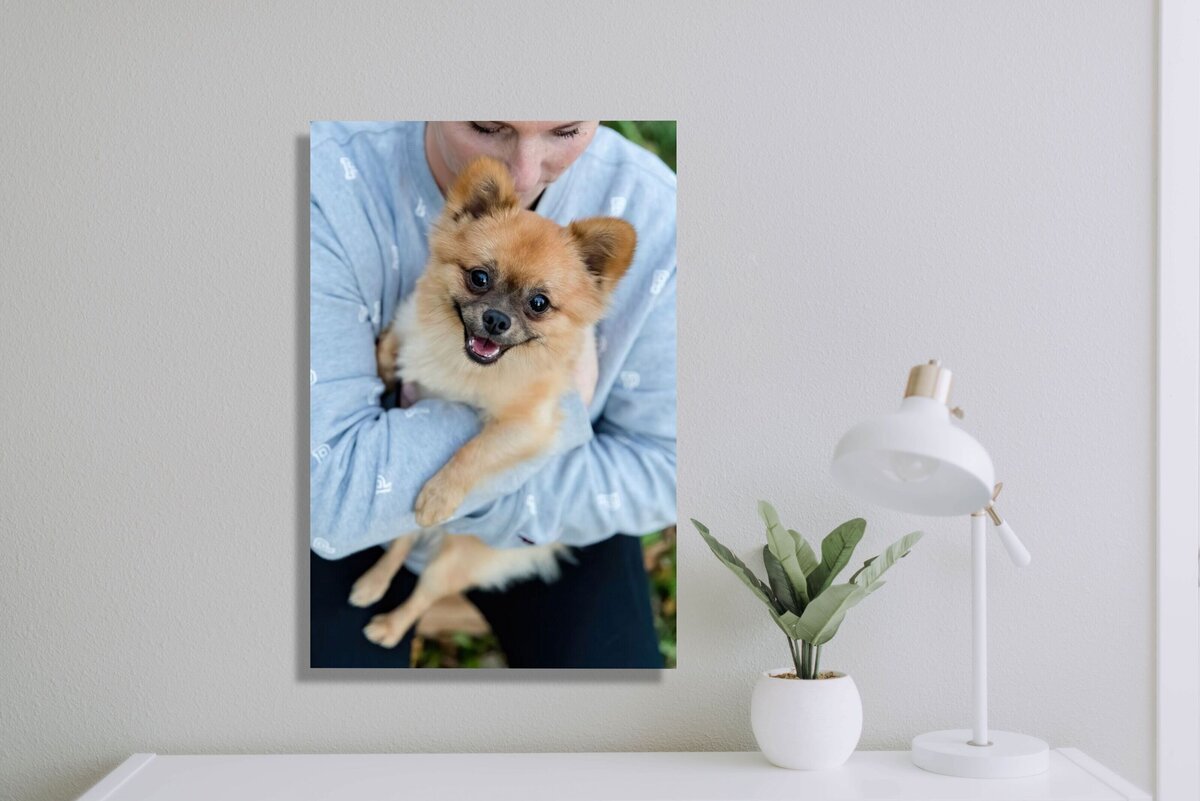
[464,333,510,365]
[456,302,533,366]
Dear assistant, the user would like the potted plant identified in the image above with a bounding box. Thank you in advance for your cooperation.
[691,502,923,770]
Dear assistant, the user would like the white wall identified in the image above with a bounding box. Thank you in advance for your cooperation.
[0,3,1155,800]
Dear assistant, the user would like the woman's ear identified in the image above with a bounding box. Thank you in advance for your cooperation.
[445,156,518,222]
[568,217,638,296]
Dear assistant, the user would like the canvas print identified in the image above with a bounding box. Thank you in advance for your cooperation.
[309,121,677,668]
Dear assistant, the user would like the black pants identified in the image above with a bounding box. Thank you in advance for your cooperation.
[310,534,663,668]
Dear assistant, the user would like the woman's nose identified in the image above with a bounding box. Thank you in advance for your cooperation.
[507,140,542,194]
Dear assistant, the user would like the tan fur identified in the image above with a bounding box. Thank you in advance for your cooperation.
[375,327,401,389]
[353,156,636,650]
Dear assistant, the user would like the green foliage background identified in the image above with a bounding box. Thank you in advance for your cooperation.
[602,121,676,172]
[414,121,678,668]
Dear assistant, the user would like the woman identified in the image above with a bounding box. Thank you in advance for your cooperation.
[309,121,676,668]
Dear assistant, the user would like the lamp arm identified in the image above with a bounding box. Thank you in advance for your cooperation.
[993,518,1031,568]
[983,485,1032,568]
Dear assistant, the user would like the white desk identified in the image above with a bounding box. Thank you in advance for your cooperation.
[78,750,1150,801]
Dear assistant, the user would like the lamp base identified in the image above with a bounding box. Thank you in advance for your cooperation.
[911,729,1049,778]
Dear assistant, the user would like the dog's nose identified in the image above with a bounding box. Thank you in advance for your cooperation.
[482,309,511,336]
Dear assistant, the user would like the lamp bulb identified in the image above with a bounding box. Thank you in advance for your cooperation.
[887,453,940,483]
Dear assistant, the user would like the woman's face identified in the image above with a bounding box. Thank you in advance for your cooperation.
[426,121,600,209]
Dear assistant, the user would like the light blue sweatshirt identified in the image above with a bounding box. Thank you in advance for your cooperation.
[310,122,676,567]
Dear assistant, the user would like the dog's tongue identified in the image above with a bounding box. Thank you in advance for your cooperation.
[469,336,501,359]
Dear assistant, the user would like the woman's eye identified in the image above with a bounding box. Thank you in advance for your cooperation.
[469,269,490,290]
[470,122,502,136]
[529,294,550,314]
[554,128,580,139]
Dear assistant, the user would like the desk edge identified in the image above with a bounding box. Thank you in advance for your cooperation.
[1058,748,1152,801]
[75,753,156,801]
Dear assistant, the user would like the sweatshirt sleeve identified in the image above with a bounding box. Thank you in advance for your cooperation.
[452,268,677,547]
[309,198,594,559]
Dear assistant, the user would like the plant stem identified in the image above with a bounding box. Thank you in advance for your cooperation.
[812,645,821,678]
[787,637,801,676]
[801,642,813,679]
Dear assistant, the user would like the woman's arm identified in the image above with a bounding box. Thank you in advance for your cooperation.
[309,200,594,560]
[453,269,677,547]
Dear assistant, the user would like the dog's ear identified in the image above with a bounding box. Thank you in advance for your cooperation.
[567,217,638,295]
[446,157,518,222]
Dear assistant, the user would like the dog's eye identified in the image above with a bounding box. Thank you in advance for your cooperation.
[468,269,490,291]
[528,294,550,314]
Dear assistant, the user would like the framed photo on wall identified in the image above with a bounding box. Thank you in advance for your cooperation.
[308,121,677,669]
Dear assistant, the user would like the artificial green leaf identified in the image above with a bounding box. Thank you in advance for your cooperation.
[758,501,809,604]
[691,519,782,614]
[795,583,870,646]
[789,529,820,578]
[847,555,878,585]
[770,608,804,640]
[806,518,867,599]
[759,503,798,574]
[850,530,924,591]
[763,546,802,616]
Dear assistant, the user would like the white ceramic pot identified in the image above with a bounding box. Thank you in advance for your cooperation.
[750,668,863,770]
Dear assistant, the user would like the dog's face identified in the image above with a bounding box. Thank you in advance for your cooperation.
[423,157,636,371]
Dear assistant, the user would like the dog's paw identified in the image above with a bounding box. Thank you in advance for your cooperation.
[348,573,389,608]
[414,478,464,528]
[364,614,406,649]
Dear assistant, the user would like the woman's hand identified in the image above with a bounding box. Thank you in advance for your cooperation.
[574,330,599,407]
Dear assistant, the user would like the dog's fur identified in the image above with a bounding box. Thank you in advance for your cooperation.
[349,156,636,649]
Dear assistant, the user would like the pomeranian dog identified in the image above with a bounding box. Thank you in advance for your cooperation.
[347,156,637,649]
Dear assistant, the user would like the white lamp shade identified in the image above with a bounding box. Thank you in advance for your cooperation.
[832,396,995,516]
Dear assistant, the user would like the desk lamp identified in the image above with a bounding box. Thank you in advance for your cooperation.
[832,360,1048,778]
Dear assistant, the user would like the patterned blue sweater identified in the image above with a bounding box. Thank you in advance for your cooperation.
[310,122,676,567]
